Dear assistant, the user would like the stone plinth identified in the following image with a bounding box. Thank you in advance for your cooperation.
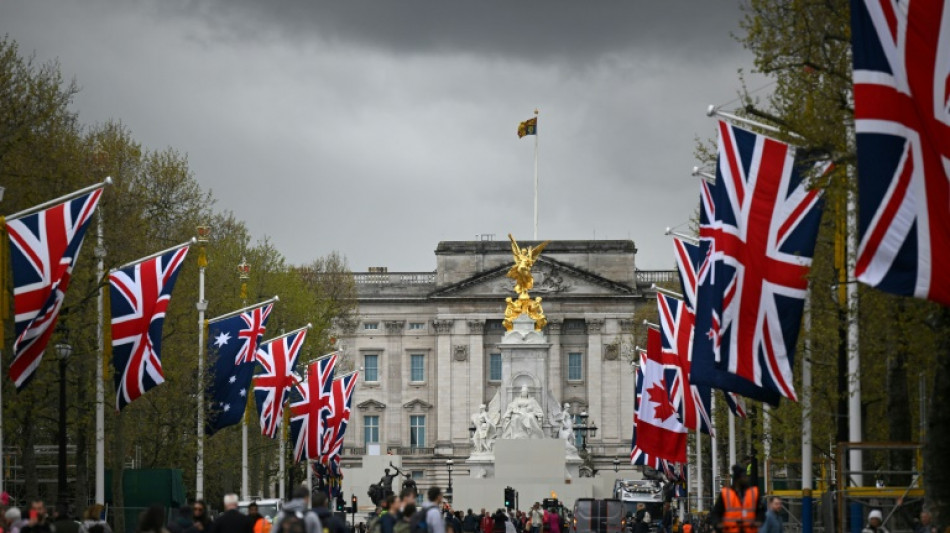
[499,316,552,418]
[455,439,594,511]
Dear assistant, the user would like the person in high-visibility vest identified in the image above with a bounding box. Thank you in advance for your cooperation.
[710,465,764,533]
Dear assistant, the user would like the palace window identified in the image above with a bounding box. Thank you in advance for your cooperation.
[363,322,379,331]
[364,416,379,445]
[410,415,426,448]
[410,354,426,382]
[568,352,583,381]
[489,353,502,381]
[364,354,379,382]
[408,322,426,331]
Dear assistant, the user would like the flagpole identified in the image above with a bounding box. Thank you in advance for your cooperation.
[6,177,112,222]
[762,403,771,490]
[280,408,288,501]
[651,284,684,301]
[0,215,6,497]
[846,187,862,486]
[728,411,736,468]
[710,397,719,500]
[208,296,280,324]
[239,257,250,502]
[802,294,814,533]
[533,108,539,241]
[196,226,209,500]
[705,105,801,140]
[696,426,704,512]
[261,324,313,346]
[665,227,699,245]
[111,238,195,272]
[95,209,106,505]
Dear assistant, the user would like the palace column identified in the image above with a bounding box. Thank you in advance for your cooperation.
[385,320,405,450]
[546,319,563,406]
[601,319,621,442]
[586,318,605,447]
[433,319,455,450]
[465,320,486,446]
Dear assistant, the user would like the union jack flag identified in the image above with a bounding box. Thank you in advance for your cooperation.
[657,292,713,435]
[6,188,103,389]
[691,121,827,405]
[289,353,338,463]
[206,302,274,435]
[851,0,950,305]
[254,327,308,438]
[109,244,190,410]
[321,372,358,474]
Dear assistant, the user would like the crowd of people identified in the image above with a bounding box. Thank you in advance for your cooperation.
[0,500,111,533]
[1,463,943,533]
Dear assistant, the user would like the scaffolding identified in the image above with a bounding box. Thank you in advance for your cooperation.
[764,443,923,533]
[834,442,923,533]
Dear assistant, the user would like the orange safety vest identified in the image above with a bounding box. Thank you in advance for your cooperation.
[253,516,272,533]
[720,486,759,533]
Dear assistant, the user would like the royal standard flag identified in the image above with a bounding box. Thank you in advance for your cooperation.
[517,117,537,138]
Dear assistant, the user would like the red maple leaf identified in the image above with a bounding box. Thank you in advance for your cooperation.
[647,382,676,422]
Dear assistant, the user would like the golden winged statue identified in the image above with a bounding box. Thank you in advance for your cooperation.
[503,234,550,331]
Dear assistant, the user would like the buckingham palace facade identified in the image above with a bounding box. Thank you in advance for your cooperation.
[337,238,674,483]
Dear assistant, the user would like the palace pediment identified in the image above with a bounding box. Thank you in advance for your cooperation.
[429,257,638,299]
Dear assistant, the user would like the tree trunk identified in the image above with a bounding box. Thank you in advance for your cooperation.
[885,346,911,487]
[74,356,89,510]
[21,404,37,501]
[924,306,950,525]
[837,308,849,450]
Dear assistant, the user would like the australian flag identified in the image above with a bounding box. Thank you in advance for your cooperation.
[206,301,274,435]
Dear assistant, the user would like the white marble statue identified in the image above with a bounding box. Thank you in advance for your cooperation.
[550,402,579,456]
[501,386,545,439]
[471,403,499,454]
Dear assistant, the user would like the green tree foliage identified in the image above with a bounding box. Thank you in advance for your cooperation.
[0,36,357,512]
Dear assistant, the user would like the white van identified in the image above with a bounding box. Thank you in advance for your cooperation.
[238,499,283,523]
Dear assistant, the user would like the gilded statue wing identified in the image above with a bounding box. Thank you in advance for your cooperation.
[508,233,520,259]
[530,240,551,261]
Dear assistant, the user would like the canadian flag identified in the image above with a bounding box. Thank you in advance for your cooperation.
[634,328,688,463]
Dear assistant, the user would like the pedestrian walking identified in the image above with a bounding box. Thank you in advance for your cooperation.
[861,510,889,533]
[209,494,252,533]
[758,497,782,533]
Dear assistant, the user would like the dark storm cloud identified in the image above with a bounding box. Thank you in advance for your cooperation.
[0,1,760,272]
[156,1,745,63]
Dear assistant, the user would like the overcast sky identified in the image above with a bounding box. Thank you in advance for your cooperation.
[1,1,760,272]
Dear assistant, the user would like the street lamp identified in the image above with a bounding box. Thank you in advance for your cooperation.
[446,459,454,504]
[575,411,598,451]
[613,458,620,472]
[55,325,73,505]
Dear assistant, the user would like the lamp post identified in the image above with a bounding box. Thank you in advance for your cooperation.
[575,411,598,451]
[446,459,454,504]
[55,326,73,505]
[613,458,620,473]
